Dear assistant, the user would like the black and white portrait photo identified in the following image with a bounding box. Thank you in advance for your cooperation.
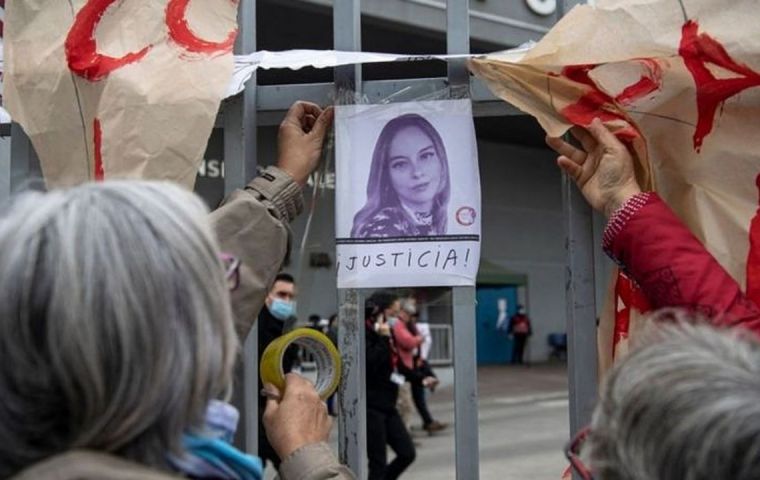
[335,99,481,288]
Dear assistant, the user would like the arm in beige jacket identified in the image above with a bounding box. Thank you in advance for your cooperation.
[209,166,355,480]
[209,165,302,339]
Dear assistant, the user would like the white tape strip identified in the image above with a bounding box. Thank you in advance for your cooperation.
[226,45,533,98]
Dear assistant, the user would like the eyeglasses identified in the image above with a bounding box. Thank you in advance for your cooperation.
[564,426,594,480]
[220,253,241,291]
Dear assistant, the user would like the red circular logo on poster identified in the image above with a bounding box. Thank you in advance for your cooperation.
[456,206,476,226]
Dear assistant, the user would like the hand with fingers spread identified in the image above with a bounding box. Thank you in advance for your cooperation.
[262,373,332,460]
[277,101,335,187]
[546,118,642,217]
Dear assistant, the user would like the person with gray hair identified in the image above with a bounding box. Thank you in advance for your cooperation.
[547,119,760,479]
[566,322,760,480]
[0,101,354,480]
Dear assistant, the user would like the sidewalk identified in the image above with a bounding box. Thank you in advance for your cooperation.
[264,362,570,479]
[405,362,569,480]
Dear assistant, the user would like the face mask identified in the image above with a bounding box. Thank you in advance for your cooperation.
[169,401,263,480]
[269,298,295,320]
[387,316,399,328]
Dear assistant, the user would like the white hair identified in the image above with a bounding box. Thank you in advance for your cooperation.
[589,319,760,480]
[0,181,238,477]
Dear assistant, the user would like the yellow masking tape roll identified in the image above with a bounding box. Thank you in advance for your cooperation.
[260,327,342,400]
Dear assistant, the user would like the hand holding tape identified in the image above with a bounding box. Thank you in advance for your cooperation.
[260,328,342,400]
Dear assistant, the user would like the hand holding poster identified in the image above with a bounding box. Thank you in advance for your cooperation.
[335,99,481,288]
[4,0,237,188]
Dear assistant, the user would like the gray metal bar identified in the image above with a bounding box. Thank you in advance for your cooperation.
[452,287,479,478]
[0,137,11,201]
[333,0,365,476]
[559,0,598,446]
[225,0,257,192]
[559,0,598,476]
[562,174,598,434]
[255,78,519,116]
[446,0,469,86]
[446,0,479,478]
[224,0,260,456]
[333,0,362,94]
[337,289,367,478]
[8,123,39,195]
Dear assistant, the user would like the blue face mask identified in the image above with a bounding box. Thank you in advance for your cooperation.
[169,400,263,480]
[269,298,296,320]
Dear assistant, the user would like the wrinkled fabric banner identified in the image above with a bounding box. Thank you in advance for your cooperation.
[470,0,760,367]
[4,0,238,188]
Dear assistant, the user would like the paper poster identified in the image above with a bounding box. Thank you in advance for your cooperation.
[3,0,237,188]
[469,0,760,366]
[335,99,481,289]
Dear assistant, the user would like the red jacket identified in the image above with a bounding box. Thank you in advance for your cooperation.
[392,320,423,371]
[605,192,760,334]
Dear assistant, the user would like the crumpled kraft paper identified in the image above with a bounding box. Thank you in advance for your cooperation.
[4,0,238,188]
[470,0,760,368]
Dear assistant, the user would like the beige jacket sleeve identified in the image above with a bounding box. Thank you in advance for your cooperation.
[277,443,356,480]
[209,166,304,339]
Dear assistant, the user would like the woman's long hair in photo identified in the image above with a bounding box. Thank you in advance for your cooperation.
[351,114,451,237]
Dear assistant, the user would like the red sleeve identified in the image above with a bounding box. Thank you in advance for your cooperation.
[392,321,423,350]
[604,192,760,335]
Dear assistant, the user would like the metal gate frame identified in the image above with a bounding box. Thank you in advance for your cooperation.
[3,0,598,478]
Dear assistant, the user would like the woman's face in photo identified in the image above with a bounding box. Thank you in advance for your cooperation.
[387,125,443,209]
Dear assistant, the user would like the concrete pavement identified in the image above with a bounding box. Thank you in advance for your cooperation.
[403,363,569,479]
[263,363,570,479]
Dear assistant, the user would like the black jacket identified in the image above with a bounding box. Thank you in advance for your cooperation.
[365,322,399,413]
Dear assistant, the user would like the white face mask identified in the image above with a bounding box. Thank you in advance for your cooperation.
[387,316,399,327]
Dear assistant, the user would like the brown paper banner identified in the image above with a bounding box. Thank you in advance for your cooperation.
[4,0,238,188]
[470,0,760,369]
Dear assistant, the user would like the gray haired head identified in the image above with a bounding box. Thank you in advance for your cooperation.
[588,319,760,480]
[0,181,238,477]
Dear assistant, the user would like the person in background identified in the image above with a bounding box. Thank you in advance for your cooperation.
[365,291,416,480]
[257,273,300,472]
[308,314,321,331]
[411,312,439,392]
[327,313,339,347]
[508,305,532,365]
[394,298,446,435]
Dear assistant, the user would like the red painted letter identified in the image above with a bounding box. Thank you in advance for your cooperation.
[679,20,760,152]
[557,62,662,143]
[166,0,238,54]
[93,118,105,181]
[746,174,760,304]
[65,0,153,81]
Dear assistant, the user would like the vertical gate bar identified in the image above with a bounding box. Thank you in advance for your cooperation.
[1,133,13,201]
[334,0,365,477]
[562,172,599,435]
[334,0,362,94]
[446,0,478,479]
[451,286,479,479]
[559,0,598,447]
[224,0,259,455]
[8,123,35,196]
[337,288,366,478]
